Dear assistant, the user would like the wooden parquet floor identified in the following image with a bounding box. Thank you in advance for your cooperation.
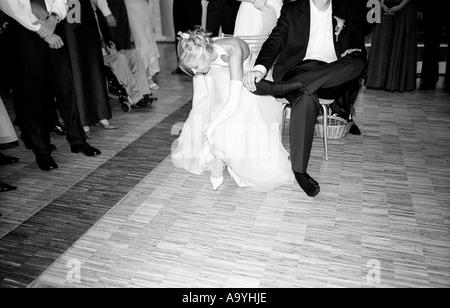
[1,43,450,288]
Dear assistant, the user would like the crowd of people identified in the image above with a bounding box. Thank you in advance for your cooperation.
[1,0,449,197]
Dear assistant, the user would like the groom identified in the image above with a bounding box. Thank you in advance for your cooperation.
[243,0,366,197]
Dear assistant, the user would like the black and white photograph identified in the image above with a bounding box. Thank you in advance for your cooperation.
[0,0,449,291]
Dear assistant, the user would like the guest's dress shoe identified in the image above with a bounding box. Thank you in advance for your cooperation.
[36,154,58,171]
[294,171,320,197]
[71,143,101,157]
[135,94,157,108]
[171,67,183,75]
[419,83,436,91]
[98,122,119,130]
[50,124,67,136]
[0,153,19,165]
[0,182,17,192]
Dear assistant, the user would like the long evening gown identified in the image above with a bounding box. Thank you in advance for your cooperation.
[365,0,418,92]
[171,42,293,192]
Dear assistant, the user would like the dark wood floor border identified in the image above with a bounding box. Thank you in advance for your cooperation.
[0,101,192,288]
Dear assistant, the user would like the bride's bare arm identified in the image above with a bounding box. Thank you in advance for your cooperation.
[215,38,250,82]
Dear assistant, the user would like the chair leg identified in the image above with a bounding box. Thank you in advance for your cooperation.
[281,104,287,139]
[322,104,329,161]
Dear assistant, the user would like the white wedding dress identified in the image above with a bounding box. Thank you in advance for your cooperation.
[171,43,293,192]
[234,0,283,36]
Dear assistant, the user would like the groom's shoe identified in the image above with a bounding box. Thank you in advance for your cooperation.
[349,122,361,135]
[294,171,320,197]
[254,80,310,97]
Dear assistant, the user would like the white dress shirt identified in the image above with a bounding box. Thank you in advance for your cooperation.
[303,0,337,63]
[0,0,67,32]
[254,0,338,76]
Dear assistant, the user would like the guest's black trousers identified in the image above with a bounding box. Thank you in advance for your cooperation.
[283,55,366,173]
[11,22,86,157]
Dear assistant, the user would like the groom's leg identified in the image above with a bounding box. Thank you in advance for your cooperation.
[289,93,320,174]
[295,55,366,95]
[255,56,366,98]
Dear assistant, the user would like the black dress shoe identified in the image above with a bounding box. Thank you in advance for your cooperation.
[50,124,68,136]
[419,83,436,91]
[294,171,320,197]
[0,152,19,165]
[171,67,183,75]
[349,122,361,135]
[135,98,151,108]
[71,143,101,157]
[36,154,58,171]
[0,182,17,192]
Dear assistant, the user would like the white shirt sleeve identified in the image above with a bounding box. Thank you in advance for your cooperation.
[94,0,113,17]
[0,0,68,32]
[253,64,268,76]
[48,0,68,20]
[0,0,41,32]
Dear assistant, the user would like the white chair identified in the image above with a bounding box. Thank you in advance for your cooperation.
[280,98,334,161]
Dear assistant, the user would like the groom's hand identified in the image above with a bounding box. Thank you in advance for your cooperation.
[243,70,264,92]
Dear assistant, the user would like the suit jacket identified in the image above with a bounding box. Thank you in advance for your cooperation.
[255,0,366,82]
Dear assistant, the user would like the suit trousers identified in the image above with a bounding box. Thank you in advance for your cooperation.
[11,21,86,156]
[284,55,365,173]
[421,5,450,87]
[206,0,240,36]
[173,0,203,60]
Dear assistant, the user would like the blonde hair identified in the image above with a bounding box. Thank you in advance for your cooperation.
[177,26,215,75]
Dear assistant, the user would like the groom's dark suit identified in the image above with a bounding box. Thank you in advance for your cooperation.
[254,0,366,174]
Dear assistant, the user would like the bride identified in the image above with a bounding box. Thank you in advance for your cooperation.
[171,27,293,192]
[234,0,284,37]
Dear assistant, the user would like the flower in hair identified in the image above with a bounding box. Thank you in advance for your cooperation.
[177,31,190,40]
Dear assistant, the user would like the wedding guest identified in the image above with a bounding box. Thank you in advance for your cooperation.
[243,0,366,197]
[0,0,102,171]
[419,0,450,92]
[172,0,203,74]
[234,0,283,37]
[206,0,241,36]
[365,0,418,92]
[123,0,161,89]
[61,0,117,138]
[105,0,132,50]
[92,5,156,108]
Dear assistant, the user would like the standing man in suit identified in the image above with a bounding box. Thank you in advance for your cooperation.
[172,0,203,74]
[206,0,241,36]
[243,0,366,197]
[0,0,102,171]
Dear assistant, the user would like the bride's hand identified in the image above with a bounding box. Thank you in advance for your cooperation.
[243,70,264,92]
[253,0,268,11]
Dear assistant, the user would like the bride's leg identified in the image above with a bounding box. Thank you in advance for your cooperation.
[210,159,224,190]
